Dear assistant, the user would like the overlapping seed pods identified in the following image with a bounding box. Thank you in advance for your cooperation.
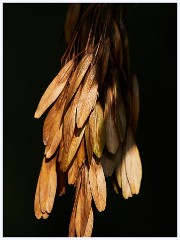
[34,3,142,237]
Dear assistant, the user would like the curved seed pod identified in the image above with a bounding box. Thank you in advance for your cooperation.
[104,84,119,154]
[68,156,79,185]
[34,59,74,119]
[100,152,115,177]
[75,164,92,236]
[77,136,86,168]
[121,151,133,199]
[76,78,98,128]
[38,155,57,214]
[64,3,81,44]
[65,53,93,108]
[60,127,85,172]
[125,127,142,194]
[43,102,57,145]
[63,84,82,152]
[89,101,105,158]
[76,64,97,121]
[44,103,65,157]
[85,121,93,164]
[43,84,68,145]
[69,169,82,237]
[114,146,123,188]
[45,124,63,158]
[130,74,140,133]
[83,207,93,237]
[89,157,106,212]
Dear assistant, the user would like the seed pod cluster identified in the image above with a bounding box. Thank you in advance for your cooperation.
[34,3,142,237]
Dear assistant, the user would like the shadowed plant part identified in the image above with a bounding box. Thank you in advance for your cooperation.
[34,3,142,237]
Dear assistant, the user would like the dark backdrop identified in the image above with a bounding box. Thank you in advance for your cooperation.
[3,3,177,237]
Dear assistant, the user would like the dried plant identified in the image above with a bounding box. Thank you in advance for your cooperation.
[34,3,142,237]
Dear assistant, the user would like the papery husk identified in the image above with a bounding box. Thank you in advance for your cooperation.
[89,157,106,212]
[63,84,82,152]
[69,169,82,237]
[34,59,74,119]
[85,121,93,164]
[75,164,92,236]
[36,155,57,214]
[124,127,142,194]
[90,101,105,158]
[105,84,119,154]
[65,53,93,108]
[77,78,98,128]
[68,154,79,185]
[83,207,94,237]
[100,152,115,177]
[60,127,85,172]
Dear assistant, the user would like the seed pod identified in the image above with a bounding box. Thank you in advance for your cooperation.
[34,59,74,119]
[89,157,106,212]
[37,155,57,214]
[65,53,93,108]
[60,127,85,172]
[89,101,105,158]
[63,84,82,152]
[69,169,82,237]
[125,127,142,194]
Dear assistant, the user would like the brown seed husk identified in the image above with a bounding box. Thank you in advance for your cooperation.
[60,127,85,172]
[114,146,123,188]
[45,124,62,158]
[83,207,94,237]
[100,152,115,177]
[75,164,92,236]
[125,127,142,194]
[38,155,57,213]
[77,136,86,169]
[91,101,105,158]
[105,84,119,154]
[34,59,74,119]
[68,155,79,185]
[63,84,82,152]
[89,157,106,212]
[121,150,133,199]
[65,53,93,108]
[85,121,93,164]
[69,169,82,237]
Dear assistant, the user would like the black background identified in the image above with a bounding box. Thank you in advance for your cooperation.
[3,3,177,237]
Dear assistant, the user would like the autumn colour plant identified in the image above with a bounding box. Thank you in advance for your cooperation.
[34,3,142,237]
